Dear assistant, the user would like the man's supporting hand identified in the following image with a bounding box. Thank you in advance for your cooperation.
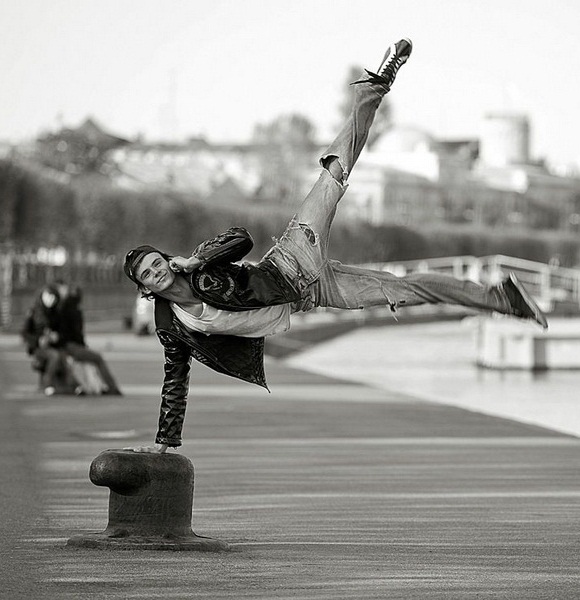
[124,443,169,453]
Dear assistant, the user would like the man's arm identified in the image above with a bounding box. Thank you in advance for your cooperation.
[192,227,254,266]
[169,227,254,274]
[127,338,192,453]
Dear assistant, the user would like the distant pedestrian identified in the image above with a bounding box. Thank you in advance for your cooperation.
[54,280,123,396]
[21,285,73,395]
[123,39,547,453]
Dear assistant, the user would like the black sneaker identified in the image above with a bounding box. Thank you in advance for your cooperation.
[351,38,413,91]
[502,273,548,329]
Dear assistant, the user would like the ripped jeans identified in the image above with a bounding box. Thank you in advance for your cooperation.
[262,76,512,317]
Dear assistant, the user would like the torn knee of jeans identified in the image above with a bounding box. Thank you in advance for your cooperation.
[320,154,347,184]
[377,282,397,313]
[298,222,318,245]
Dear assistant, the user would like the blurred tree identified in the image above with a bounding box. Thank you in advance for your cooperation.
[338,65,393,149]
[0,160,79,249]
[0,160,21,244]
[3,159,580,269]
[252,113,318,206]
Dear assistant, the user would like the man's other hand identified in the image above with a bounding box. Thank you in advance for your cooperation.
[124,443,169,453]
[169,256,202,273]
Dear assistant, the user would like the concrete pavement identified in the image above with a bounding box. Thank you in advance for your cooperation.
[1,330,579,599]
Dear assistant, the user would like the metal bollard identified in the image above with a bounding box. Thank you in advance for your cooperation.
[67,449,229,551]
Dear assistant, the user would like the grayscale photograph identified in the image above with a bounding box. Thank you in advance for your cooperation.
[1,1,579,598]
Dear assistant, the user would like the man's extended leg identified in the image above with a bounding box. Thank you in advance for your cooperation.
[263,39,413,292]
[309,260,548,328]
[311,261,509,312]
[295,39,413,247]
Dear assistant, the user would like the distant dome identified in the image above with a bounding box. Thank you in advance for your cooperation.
[373,125,435,154]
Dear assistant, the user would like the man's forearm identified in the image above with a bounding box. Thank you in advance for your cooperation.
[193,227,254,266]
[156,343,192,446]
[156,377,189,446]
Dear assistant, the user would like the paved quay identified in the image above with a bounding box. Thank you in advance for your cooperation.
[1,329,579,599]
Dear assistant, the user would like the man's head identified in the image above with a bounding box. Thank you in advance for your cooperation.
[124,245,175,297]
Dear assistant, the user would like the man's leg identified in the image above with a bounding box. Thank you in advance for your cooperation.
[296,85,384,242]
[294,39,413,249]
[309,260,548,327]
[263,40,413,292]
[312,261,510,313]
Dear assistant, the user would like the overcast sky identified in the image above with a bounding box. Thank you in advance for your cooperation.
[2,0,580,166]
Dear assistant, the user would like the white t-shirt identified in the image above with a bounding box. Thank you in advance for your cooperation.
[170,301,293,338]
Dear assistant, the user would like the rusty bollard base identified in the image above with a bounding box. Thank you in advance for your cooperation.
[66,449,230,552]
[66,531,230,552]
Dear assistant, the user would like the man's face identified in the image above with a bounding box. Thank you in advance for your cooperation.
[134,252,176,294]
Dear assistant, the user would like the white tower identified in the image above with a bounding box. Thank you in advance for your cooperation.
[480,112,530,167]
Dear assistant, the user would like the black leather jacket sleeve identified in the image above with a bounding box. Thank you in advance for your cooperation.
[193,227,254,267]
[155,336,193,447]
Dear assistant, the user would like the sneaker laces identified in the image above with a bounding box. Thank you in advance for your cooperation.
[379,52,407,81]
[350,50,407,88]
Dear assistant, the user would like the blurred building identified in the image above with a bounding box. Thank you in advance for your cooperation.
[111,138,262,197]
[343,115,580,232]
[10,111,580,233]
[479,112,530,167]
[35,118,130,175]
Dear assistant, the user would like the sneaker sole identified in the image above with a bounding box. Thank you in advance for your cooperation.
[378,38,413,74]
[509,273,548,329]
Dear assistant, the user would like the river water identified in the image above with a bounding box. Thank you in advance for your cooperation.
[286,316,580,438]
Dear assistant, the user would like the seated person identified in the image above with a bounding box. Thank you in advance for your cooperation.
[21,285,75,395]
[54,280,123,396]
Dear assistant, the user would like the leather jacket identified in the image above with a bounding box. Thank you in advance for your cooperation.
[154,227,301,447]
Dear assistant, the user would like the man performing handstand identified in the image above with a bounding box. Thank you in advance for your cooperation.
[123,39,547,453]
